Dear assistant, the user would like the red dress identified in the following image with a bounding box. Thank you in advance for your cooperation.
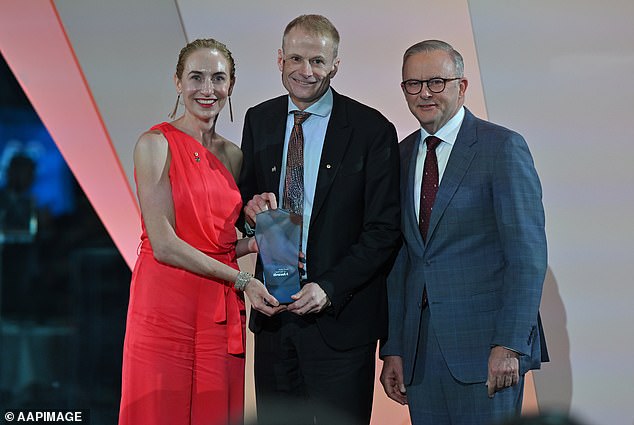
[119,122,246,425]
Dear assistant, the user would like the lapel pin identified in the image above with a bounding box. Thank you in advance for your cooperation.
[326,164,332,169]
[272,166,277,172]
[194,152,200,163]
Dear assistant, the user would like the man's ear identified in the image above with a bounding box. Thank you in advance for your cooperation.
[277,49,284,72]
[328,57,341,79]
[458,77,468,98]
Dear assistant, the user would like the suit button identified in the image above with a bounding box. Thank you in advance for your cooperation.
[425,260,432,266]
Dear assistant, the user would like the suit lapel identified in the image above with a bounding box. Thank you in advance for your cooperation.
[261,97,288,193]
[402,131,426,251]
[310,90,353,225]
[426,109,478,242]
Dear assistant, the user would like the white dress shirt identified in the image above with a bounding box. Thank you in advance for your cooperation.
[413,106,465,219]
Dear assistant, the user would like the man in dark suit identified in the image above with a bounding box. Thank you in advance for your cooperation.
[379,40,547,425]
[238,14,401,425]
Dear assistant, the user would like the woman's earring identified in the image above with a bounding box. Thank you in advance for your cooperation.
[169,93,181,119]
[228,96,234,122]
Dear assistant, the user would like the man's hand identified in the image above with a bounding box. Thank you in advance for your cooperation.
[486,346,520,398]
[380,355,407,405]
[287,282,330,315]
[244,192,278,227]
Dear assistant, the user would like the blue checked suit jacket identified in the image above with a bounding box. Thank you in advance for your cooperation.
[380,108,547,384]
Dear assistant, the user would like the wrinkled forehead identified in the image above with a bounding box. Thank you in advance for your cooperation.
[402,50,456,78]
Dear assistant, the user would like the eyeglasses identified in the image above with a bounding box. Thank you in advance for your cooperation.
[401,77,462,95]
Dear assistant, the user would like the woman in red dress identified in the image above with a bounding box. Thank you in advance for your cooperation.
[118,39,284,425]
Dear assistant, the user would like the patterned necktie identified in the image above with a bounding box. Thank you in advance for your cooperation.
[419,135,442,241]
[283,111,311,217]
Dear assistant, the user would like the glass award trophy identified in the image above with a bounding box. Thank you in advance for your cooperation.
[254,208,302,304]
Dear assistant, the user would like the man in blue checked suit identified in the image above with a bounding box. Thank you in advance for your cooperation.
[379,40,547,425]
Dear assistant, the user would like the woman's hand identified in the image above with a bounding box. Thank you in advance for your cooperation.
[244,278,286,316]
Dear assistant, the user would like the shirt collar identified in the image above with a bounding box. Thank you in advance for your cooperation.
[287,88,333,118]
[419,106,465,146]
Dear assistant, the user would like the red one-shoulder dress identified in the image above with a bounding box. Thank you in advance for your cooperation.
[119,122,245,425]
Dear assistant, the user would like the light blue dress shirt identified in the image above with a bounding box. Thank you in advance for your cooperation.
[278,88,333,257]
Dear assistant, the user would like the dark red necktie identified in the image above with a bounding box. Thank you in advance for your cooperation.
[419,135,442,241]
[419,135,441,308]
[283,111,310,216]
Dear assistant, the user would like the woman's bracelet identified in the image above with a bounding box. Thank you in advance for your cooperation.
[234,271,253,291]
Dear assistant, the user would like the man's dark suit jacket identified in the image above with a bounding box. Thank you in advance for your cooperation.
[239,88,401,350]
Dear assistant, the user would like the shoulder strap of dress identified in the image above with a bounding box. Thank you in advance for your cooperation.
[147,122,177,149]
[149,121,171,134]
